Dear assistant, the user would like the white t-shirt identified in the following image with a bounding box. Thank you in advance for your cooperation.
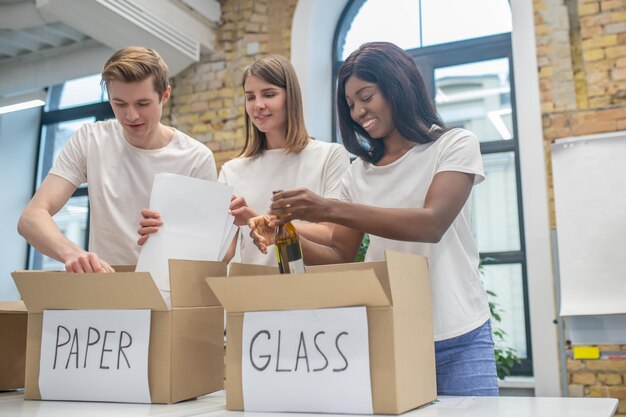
[341,128,489,341]
[49,119,217,265]
[218,139,349,265]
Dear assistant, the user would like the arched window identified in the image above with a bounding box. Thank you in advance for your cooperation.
[334,0,531,376]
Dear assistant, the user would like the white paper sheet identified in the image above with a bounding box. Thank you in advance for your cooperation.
[551,135,626,316]
[39,309,151,403]
[219,222,239,261]
[242,307,373,414]
[136,173,233,295]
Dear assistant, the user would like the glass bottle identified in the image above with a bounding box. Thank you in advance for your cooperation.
[273,191,305,274]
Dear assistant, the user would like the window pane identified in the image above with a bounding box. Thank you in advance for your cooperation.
[481,263,527,358]
[341,0,421,59]
[421,0,511,47]
[47,74,107,111]
[45,117,95,168]
[472,152,521,252]
[39,195,89,270]
[435,58,512,142]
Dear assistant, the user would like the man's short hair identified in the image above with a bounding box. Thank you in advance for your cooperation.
[101,47,169,99]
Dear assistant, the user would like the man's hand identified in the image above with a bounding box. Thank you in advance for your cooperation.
[248,215,276,254]
[137,208,163,246]
[64,250,115,273]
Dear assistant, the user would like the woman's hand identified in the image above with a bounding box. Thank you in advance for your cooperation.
[248,215,276,254]
[270,188,332,224]
[137,208,163,246]
[229,195,258,226]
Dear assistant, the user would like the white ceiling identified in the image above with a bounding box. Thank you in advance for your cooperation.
[0,0,220,98]
[0,22,92,63]
[0,0,89,64]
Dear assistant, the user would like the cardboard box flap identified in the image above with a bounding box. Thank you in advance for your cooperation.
[0,300,27,313]
[169,259,227,307]
[207,269,390,313]
[229,262,278,276]
[111,265,136,273]
[12,271,168,313]
[306,261,392,304]
[383,250,429,307]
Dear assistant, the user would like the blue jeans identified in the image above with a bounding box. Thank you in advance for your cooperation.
[434,319,499,396]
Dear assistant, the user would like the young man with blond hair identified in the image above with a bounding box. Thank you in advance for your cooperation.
[18,47,217,272]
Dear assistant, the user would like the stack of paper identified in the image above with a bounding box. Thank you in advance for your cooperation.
[135,173,236,306]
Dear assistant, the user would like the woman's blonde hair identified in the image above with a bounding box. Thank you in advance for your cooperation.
[239,55,310,157]
[101,47,170,100]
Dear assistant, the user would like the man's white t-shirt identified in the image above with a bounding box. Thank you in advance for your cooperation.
[49,119,217,265]
[219,139,349,266]
[341,128,489,341]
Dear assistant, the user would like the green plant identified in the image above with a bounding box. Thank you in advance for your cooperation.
[486,288,522,379]
[354,234,370,262]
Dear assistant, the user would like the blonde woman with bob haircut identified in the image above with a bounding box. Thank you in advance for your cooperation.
[19,46,217,273]
[139,55,349,266]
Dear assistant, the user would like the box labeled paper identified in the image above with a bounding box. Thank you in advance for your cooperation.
[39,309,152,402]
[0,301,27,390]
[12,259,225,404]
[208,250,436,414]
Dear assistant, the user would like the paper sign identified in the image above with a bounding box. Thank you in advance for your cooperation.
[242,307,373,414]
[136,173,233,294]
[39,309,151,403]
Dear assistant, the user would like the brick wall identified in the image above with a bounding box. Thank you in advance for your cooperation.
[536,0,626,227]
[567,345,626,414]
[162,0,297,170]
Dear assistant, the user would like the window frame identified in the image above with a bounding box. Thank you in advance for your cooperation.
[28,83,114,270]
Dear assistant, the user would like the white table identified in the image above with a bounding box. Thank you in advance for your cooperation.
[0,391,617,417]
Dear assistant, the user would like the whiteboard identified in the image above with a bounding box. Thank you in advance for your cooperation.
[551,130,626,316]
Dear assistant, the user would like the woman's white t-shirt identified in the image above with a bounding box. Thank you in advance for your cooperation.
[219,139,350,266]
[341,128,489,341]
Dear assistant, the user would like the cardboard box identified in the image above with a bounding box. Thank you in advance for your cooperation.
[12,260,225,403]
[209,250,436,414]
[0,301,27,390]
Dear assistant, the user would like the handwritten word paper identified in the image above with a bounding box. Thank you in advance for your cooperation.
[242,306,373,414]
[39,309,151,403]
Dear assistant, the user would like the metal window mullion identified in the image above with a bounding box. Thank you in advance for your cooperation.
[480,251,525,264]
[480,139,517,155]
[41,101,113,125]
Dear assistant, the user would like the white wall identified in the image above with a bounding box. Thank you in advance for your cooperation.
[510,0,561,397]
[292,0,561,396]
[291,0,349,142]
[0,108,40,300]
